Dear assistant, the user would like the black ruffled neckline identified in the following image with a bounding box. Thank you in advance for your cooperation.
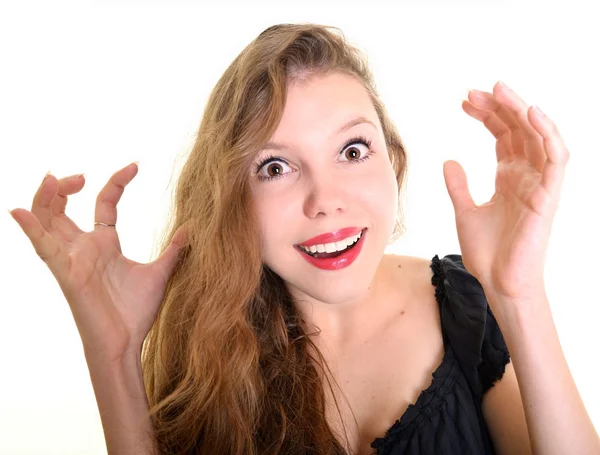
[370,255,454,453]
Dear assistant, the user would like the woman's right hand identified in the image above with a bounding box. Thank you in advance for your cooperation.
[10,162,188,366]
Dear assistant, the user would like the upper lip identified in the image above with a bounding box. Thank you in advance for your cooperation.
[297,227,365,247]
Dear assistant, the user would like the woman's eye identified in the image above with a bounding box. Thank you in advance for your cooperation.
[340,141,370,162]
[254,136,374,182]
[255,158,292,181]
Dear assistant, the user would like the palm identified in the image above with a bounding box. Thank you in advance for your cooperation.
[454,158,550,299]
[444,81,569,301]
[10,163,186,364]
[59,228,169,361]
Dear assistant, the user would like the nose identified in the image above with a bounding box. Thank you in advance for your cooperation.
[303,175,347,219]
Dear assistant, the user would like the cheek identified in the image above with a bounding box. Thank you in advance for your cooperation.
[252,163,398,247]
[361,166,398,213]
[254,195,298,251]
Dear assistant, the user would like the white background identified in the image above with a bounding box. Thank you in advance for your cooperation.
[1,1,599,453]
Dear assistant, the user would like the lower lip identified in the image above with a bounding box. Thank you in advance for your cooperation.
[295,229,367,271]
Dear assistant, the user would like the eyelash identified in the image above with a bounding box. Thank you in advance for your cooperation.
[254,135,374,182]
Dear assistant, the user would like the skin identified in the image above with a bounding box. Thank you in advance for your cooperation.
[249,71,402,350]
[249,72,430,454]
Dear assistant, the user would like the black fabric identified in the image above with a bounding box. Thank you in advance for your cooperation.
[370,253,511,455]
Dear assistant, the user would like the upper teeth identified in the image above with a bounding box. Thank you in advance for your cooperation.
[299,230,363,254]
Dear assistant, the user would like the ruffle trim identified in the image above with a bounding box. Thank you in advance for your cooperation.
[430,254,446,308]
[479,304,511,395]
[432,254,511,397]
[370,254,458,454]
[370,254,512,454]
[370,352,458,453]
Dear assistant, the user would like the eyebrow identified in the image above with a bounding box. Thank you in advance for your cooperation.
[261,116,377,152]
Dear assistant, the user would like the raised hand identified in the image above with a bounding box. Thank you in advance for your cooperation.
[9,162,189,364]
[443,81,570,302]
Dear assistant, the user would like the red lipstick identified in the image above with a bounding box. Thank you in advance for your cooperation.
[298,227,364,247]
[295,228,367,271]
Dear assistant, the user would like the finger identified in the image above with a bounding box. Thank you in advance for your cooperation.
[9,208,70,281]
[461,99,513,163]
[94,162,139,232]
[50,174,89,241]
[492,81,547,173]
[466,90,524,161]
[31,173,58,230]
[152,222,190,282]
[31,173,86,232]
[50,174,86,217]
[527,105,570,199]
[443,160,476,217]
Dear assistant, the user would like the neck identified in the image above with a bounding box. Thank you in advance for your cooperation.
[292,255,405,349]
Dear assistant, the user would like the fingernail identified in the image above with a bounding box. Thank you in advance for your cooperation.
[8,208,15,218]
[126,161,139,171]
[498,80,511,91]
[72,173,85,178]
[43,170,52,181]
[467,89,487,100]
[533,104,547,119]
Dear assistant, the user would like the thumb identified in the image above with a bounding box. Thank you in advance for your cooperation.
[153,222,190,279]
[443,160,476,217]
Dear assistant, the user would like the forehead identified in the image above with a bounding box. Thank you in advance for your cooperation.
[267,72,377,146]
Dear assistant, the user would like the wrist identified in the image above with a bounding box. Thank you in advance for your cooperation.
[84,343,143,372]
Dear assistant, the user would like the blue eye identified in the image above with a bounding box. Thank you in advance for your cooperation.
[254,135,374,182]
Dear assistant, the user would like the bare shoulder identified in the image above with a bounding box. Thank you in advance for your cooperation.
[382,253,435,280]
[380,253,438,307]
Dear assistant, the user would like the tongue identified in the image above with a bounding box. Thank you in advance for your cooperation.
[312,249,345,259]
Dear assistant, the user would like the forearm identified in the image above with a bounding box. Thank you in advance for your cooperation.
[86,349,158,455]
[489,290,600,455]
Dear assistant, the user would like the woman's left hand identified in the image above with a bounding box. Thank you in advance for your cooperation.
[443,81,570,303]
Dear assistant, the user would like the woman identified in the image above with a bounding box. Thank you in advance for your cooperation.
[9,23,599,455]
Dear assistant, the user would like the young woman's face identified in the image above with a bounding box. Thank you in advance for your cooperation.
[249,72,399,306]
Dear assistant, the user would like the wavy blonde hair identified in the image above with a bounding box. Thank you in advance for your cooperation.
[141,23,409,455]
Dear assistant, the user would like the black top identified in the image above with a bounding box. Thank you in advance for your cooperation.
[370,253,511,455]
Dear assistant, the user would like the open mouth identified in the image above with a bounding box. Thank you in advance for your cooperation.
[296,228,366,259]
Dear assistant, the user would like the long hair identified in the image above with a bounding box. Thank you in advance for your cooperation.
[141,23,409,455]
